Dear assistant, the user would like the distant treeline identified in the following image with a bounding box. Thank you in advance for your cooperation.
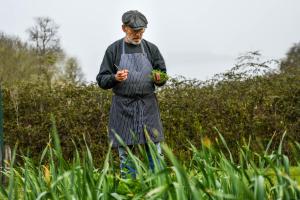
[0,17,85,88]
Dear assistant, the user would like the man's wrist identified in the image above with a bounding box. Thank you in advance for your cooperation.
[111,74,120,83]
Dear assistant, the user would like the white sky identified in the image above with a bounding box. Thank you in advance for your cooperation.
[1,0,300,82]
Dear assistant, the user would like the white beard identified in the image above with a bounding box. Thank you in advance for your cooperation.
[126,37,142,45]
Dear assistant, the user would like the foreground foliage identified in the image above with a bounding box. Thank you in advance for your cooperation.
[3,54,300,164]
[0,118,299,200]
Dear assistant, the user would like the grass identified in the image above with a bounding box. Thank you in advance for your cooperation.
[0,117,299,199]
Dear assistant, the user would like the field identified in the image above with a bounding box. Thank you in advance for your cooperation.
[0,117,300,200]
[1,53,299,199]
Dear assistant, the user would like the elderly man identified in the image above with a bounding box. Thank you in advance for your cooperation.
[96,10,167,178]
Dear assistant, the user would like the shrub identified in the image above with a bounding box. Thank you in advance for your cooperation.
[2,53,300,164]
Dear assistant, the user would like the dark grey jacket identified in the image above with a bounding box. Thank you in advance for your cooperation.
[96,38,167,89]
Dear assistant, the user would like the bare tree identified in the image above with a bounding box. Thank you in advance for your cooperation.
[62,57,85,84]
[27,17,63,88]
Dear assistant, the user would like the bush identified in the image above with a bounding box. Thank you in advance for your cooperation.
[3,54,300,164]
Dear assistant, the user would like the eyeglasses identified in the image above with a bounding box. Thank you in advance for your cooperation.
[127,27,145,35]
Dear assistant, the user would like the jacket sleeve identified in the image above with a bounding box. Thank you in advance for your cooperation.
[96,49,119,89]
[152,45,167,86]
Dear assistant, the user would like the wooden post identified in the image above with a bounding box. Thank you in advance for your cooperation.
[0,85,4,184]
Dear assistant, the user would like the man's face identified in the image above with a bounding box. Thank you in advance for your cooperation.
[122,25,145,45]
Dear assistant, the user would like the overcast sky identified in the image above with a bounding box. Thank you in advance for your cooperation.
[1,0,300,82]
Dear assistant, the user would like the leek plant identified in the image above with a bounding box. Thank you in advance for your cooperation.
[0,117,299,199]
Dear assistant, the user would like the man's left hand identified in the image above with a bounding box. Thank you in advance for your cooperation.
[153,72,161,83]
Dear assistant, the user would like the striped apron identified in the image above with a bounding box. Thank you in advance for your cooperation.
[109,39,164,147]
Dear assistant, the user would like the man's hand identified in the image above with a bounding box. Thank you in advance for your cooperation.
[153,72,161,83]
[115,69,129,81]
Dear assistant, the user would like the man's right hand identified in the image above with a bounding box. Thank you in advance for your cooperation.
[115,69,129,81]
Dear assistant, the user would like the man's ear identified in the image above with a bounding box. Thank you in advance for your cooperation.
[122,25,126,33]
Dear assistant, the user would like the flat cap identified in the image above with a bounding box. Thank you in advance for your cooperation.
[122,10,148,30]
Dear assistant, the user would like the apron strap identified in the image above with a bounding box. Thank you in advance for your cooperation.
[122,38,125,55]
[141,40,146,56]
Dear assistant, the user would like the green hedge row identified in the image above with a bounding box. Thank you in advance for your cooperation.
[3,69,300,165]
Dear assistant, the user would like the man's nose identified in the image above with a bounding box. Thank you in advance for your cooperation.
[136,32,143,37]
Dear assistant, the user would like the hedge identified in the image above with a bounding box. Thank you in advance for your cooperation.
[2,68,300,165]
